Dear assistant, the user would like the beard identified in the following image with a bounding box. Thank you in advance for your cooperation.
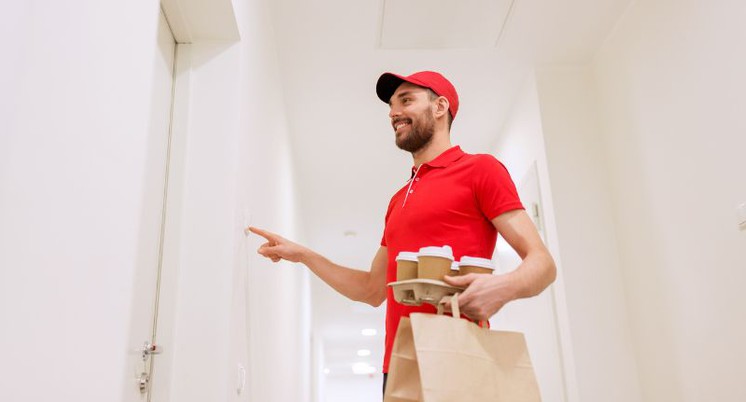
[395,111,436,153]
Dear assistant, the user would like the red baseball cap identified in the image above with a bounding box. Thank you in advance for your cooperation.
[376,71,459,120]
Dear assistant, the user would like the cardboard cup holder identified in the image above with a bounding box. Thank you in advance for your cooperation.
[388,279,464,307]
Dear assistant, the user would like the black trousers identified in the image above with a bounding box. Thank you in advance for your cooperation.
[382,373,388,397]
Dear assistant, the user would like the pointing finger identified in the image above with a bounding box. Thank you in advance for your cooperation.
[248,226,281,243]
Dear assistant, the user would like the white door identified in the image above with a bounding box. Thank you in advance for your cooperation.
[491,162,568,402]
[122,10,177,401]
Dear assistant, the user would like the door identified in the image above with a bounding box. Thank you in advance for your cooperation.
[123,9,177,401]
[491,161,568,402]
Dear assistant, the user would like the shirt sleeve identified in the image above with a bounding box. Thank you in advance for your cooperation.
[473,155,524,220]
[380,195,396,246]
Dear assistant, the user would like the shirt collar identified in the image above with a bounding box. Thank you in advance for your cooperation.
[426,145,465,168]
[410,145,465,176]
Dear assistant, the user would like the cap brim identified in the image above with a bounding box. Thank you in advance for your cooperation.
[376,73,406,104]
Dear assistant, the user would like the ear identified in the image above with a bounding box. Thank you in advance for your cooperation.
[433,96,450,120]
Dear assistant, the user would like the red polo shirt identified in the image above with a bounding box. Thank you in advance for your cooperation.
[380,146,523,373]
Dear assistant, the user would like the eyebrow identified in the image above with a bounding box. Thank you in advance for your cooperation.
[389,90,415,105]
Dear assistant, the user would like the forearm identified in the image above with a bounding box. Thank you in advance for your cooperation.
[506,249,556,300]
[300,249,385,306]
[249,226,388,306]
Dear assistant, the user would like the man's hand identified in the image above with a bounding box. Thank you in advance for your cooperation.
[247,226,309,263]
[443,273,519,321]
[442,209,556,321]
[248,227,388,306]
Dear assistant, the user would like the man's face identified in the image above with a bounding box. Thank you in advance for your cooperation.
[388,82,436,154]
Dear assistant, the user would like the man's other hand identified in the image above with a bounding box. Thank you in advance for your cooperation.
[247,226,308,263]
[443,273,519,321]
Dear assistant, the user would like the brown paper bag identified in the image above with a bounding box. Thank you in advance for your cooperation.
[384,295,542,402]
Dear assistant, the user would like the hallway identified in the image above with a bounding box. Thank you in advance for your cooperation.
[1,1,745,401]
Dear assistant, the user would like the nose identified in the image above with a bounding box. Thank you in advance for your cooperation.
[389,105,401,119]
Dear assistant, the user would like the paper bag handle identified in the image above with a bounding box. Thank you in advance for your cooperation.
[437,293,460,318]
[437,295,490,329]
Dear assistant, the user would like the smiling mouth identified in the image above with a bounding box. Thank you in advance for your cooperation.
[393,120,411,132]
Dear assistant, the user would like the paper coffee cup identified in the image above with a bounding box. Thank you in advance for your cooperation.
[396,251,419,281]
[458,256,495,275]
[417,246,454,281]
[447,261,460,277]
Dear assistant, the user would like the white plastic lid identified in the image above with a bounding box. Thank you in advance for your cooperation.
[418,245,454,260]
[459,256,495,270]
[396,251,419,262]
[450,261,460,271]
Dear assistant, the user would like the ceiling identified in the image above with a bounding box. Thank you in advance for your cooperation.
[267,0,631,378]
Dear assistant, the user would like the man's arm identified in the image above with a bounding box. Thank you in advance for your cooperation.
[443,209,556,320]
[248,227,388,307]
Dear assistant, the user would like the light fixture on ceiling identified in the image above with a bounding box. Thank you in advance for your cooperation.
[357,349,371,357]
[343,230,357,237]
[361,328,377,336]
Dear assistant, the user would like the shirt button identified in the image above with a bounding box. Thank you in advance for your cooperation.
[415,178,420,181]
[409,190,414,194]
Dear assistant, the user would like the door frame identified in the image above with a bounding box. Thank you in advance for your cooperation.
[141,1,240,400]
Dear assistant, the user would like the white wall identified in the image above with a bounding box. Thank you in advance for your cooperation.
[0,0,311,401]
[492,75,578,402]
[165,41,244,402]
[325,376,383,402]
[167,36,311,401]
[232,0,311,400]
[0,1,163,400]
[593,1,746,401]
[495,69,644,402]
[534,66,642,402]
[147,0,312,399]
[161,0,311,401]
